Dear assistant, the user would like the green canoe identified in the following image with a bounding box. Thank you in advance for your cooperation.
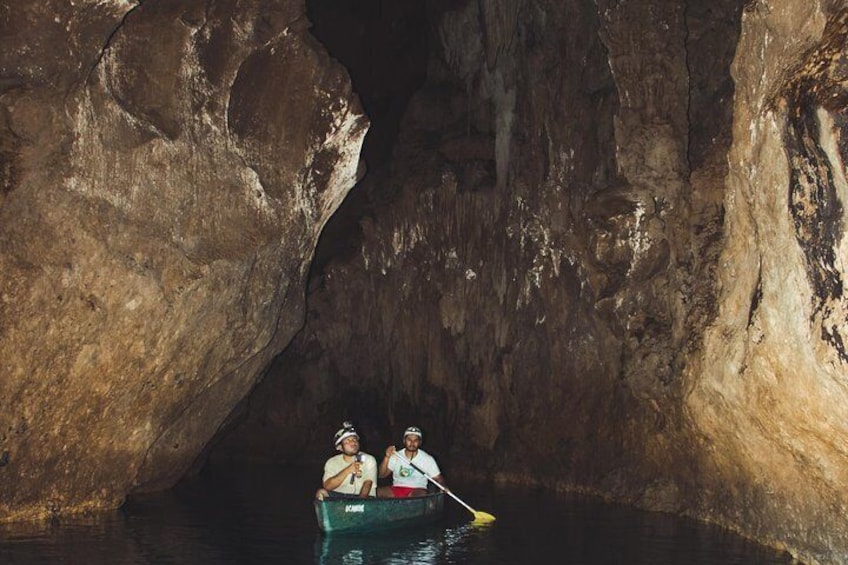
[314,492,444,533]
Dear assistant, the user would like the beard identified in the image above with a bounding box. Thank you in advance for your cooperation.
[342,444,360,456]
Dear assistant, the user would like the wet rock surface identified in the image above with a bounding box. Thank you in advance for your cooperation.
[0,0,366,520]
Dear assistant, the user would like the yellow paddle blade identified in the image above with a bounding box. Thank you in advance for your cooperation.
[472,510,496,524]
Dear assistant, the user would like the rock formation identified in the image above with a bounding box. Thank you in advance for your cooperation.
[219,0,848,562]
[6,0,848,562]
[0,0,366,521]
[687,3,848,561]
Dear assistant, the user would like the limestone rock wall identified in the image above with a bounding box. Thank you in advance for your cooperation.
[225,0,728,503]
[686,3,848,562]
[6,0,848,561]
[222,0,848,562]
[0,0,366,520]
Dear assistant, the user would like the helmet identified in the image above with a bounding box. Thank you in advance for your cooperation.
[403,426,422,440]
[334,421,359,447]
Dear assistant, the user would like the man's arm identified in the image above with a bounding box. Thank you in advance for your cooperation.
[358,480,373,498]
[379,445,395,479]
[422,455,448,490]
[323,460,357,491]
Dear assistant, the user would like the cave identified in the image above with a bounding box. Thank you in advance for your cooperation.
[3,0,848,563]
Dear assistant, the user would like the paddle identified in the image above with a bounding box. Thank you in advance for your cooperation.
[391,451,496,524]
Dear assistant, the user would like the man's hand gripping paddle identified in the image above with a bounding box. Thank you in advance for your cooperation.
[391,451,496,525]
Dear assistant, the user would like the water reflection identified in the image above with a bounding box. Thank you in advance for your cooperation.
[0,505,242,564]
[0,466,795,565]
[316,523,476,564]
[0,514,140,564]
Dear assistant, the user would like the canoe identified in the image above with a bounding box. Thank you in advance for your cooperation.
[314,492,444,533]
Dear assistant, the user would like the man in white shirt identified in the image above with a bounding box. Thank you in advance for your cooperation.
[315,421,378,500]
[377,426,447,498]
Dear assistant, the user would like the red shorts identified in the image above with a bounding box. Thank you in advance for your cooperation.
[390,486,418,498]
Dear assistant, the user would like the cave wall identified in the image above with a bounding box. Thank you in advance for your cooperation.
[222,0,848,562]
[0,0,366,520]
[227,0,724,499]
[686,2,848,561]
[4,0,848,561]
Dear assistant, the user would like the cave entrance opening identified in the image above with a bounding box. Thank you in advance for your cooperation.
[305,0,430,276]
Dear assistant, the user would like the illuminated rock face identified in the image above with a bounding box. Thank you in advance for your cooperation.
[223,0,848,562]
[232,0,720,508]
[686,4,848,562]
[5,0,848,561]
[0,1,366,520]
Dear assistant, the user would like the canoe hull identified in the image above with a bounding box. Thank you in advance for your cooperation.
[314,492,444,533]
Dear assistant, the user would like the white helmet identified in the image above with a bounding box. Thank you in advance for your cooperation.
[403,426,422,440]
[334,421,359,448]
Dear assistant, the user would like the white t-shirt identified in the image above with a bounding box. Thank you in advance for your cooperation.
[388,449,441,489]
[323,452,378,496]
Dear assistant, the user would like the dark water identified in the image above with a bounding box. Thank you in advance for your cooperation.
[0,464,795,564]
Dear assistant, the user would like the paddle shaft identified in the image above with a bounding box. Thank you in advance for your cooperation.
[390,451,479,515]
